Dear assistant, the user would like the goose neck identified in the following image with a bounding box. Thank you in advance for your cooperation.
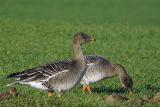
[116,69,128,80]
[72,42,86,65]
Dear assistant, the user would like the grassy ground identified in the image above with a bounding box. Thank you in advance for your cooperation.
[0,19,160,107]
[0,0,160,26]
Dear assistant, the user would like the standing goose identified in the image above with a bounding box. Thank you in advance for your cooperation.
[81,55,133,95]
[6,32,95,97]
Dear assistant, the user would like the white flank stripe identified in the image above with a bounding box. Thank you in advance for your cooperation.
[27,82,49,90]
[87,63,94,66]
[46,70,69,81]
[43,73,50,77]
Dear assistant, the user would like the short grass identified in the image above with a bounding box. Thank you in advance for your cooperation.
[0,19,160,107]
[0,0,160,26]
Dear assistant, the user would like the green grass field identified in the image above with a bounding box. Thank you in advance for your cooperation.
[0,0,160,26]
[0,0,160,107]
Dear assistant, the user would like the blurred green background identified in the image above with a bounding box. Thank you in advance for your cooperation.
[0,0,160,26]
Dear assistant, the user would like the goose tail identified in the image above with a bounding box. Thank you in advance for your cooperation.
[6,72,20,78]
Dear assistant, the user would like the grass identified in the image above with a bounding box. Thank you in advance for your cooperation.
[0,0,160,26]
[0,19,160,107]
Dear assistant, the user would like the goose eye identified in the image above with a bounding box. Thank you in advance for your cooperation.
[83,34,89,40]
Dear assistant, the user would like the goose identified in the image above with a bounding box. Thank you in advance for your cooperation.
[82,55,133,95]
[6,32,95,97]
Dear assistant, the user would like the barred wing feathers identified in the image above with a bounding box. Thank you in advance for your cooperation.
[7,59,72,83]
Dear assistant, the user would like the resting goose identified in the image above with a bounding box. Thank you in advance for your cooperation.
[6,32,95,97]
[82,55,133,95]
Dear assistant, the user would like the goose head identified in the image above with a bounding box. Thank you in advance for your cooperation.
[113,64,133,94]
[74,32,96,44]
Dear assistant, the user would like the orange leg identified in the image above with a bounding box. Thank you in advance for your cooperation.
[82,84,87,94]
[86,85,92,95]
[48,90,52,97]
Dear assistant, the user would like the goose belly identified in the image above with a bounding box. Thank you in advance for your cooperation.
[61,73,84,91]
[21,82,49,90]
[58,81,78,91]
[50,69,86,91]
[81,63,108,84]
[81,72,106,84]
[81,70,107,84]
